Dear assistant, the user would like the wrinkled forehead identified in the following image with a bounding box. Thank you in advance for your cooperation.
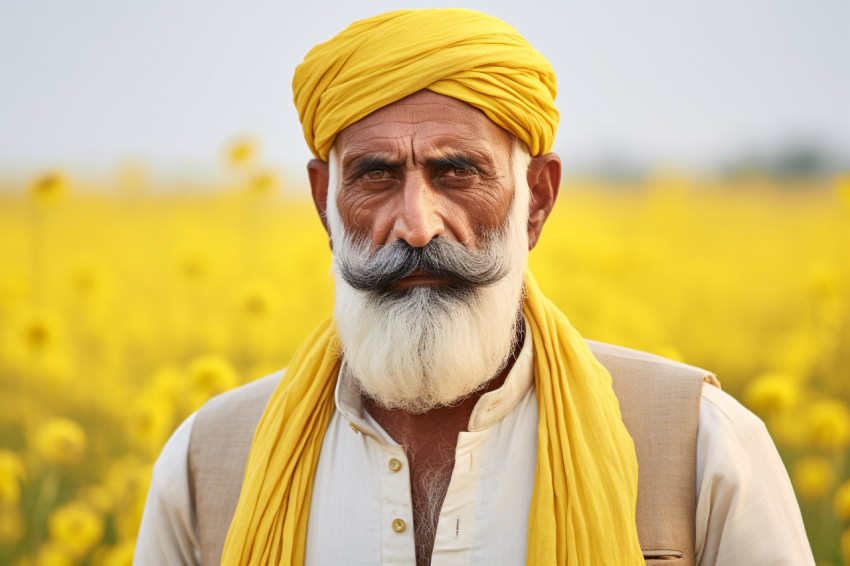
[332,91,514,165]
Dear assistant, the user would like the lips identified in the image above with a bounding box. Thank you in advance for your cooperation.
[394,269,448,287]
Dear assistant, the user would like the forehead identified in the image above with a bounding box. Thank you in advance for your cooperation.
[333,90,512,161]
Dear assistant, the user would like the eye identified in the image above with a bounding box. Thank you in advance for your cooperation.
[450,168,475,178]
[363,169,388,180]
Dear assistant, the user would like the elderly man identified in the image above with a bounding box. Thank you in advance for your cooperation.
[135,8,814,566]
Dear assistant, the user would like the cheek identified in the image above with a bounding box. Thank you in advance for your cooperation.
[334,189,390,243]
[453,184,514,237]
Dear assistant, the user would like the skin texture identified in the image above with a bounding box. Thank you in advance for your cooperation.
[308,90,561,564]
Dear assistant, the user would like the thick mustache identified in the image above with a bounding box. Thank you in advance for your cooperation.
[337,236,509,292]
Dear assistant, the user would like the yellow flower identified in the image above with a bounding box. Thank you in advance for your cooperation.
[70,258,109,299]
[235,280,279,319]
[147,366,185,404]
[792,456,835,500]
[48,501,104,558]
[18,310,63,354]
[805,399,850,451]
[743,373,799,416]
[227,137,257,169]
[30,171,68,204]
[128,395,174,457]
[834,480,850,520]
[0,507,25,543]
[188,354,239,396]
[176,248,212,281]
[33,417,87,466]
[34,540,74,566]
[248,171,278,197]
[0,450,26,505]
[96,540,136,566]
[79,484,115,515]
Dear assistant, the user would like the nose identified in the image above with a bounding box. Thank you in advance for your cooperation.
[391,172,444,248]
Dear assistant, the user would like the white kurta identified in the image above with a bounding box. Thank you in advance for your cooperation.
[135,332,814,565]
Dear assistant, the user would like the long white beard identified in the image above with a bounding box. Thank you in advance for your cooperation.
[328,147,532,413]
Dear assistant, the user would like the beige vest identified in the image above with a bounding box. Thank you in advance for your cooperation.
[188,340,718,565]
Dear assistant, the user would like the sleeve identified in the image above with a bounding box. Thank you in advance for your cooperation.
[694,385,815,566]
[134,412,202,565]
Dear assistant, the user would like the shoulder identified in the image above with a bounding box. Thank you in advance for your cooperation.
[150,411,197,493]
[587,339,719,386]
[195,370,285,424]
[694,380,814,564]
[188,369,286,469]
[698,384,765,433]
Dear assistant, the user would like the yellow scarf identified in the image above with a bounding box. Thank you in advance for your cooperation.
[222,273,644,564]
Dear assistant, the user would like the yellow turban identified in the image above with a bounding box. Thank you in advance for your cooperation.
[292,8,559,160]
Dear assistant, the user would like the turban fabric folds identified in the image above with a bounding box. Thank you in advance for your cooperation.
[292,8,559,160]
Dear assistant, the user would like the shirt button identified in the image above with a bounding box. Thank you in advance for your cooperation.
[388,458,402,472]
[392,518,406,533]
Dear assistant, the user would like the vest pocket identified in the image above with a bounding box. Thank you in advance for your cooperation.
[642,549,684,561]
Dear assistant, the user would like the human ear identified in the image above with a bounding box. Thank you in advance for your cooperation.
[526,152,561,250]
[307,159,332,248]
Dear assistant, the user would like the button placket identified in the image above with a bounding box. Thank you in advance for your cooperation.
[378,445,414,563]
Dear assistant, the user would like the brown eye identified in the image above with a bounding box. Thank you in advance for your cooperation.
[364,170,387,180]
[453,168,474,177]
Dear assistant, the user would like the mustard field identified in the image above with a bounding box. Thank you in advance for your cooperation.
[1,156,849,564]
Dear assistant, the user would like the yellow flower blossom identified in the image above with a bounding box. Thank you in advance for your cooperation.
[0,450,25,506]
[249,171,278,197]
[30,170,68,204]
[128,395,175,457]
[834,480,850,521]
[147,366,185,404]
[227,137,257,169]
[235,280,279,319]
[188,354,239,396]
[95,540,136,566]
[743,373,799,416]
[70,258,110,299]
[17,310,63,354]
[47,501,104,558]
[80,483,114,514]
[0,508,25,543]
[34,541,74,566]
[792,456,835,500]
[804,399,850,451]
[176,248,213,281]
[33,417,87,466]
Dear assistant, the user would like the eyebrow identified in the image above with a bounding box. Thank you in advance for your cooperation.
[423,152,481,172]
[342,155,406,181]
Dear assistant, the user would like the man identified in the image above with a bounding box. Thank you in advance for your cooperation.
[135,8,814,565]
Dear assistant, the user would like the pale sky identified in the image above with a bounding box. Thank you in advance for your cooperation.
[2,0,848,184]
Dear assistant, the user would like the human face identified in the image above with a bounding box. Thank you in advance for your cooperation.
[332,90,516,258]
[325,141,531,413]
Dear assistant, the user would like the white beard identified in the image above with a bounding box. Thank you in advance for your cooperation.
[327,145,532,413]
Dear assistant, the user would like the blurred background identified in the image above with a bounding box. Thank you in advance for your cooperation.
[1,1,848,564]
